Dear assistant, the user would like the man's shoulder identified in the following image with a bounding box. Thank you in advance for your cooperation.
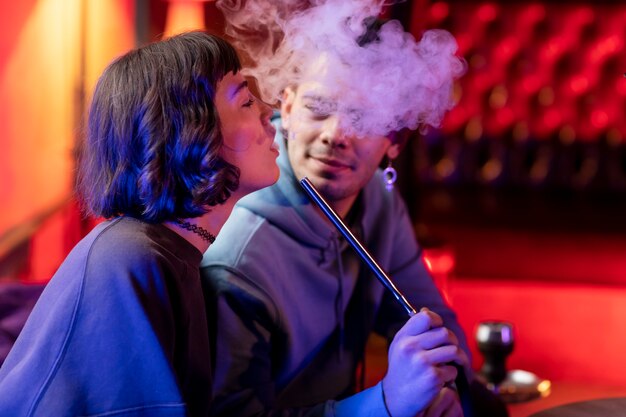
[200,204,290,316]
[362,170,407,219]
[201,205,284,269]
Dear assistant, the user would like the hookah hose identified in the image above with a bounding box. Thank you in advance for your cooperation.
[300,178,473,417]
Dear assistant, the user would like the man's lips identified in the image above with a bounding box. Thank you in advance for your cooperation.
[311,155,352,169]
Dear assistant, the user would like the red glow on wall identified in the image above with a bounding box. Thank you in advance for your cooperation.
[519,4,545,26]
[476,3,498,23]
[452,279,626,386]
[164,0,210,38]
[520,75,541,95]
[540,37,569,62]
[568,75,590,95]
[424,247,456,304]
[424,249,455,277]
[542,109,561,130]
[429,2,449,23]
[495,107,514,130]
[425,2,626,144]
[616,78,626,97]
[570,6,595,26]
[492,37,519,65]
[589,35,623,64]
[590,110,609,130]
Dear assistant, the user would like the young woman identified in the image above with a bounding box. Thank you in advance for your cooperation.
[0,31,279,417]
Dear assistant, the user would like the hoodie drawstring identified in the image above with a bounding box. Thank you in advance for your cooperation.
[333,237,346,362]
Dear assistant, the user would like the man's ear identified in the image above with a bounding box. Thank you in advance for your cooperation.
[280,86,297,131]
[386,128,412,160]
[386,143,400,160]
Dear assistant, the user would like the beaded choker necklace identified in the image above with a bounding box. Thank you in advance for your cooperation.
[175,220,216,244]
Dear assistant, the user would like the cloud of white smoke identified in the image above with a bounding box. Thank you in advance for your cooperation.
[217,0,466,137]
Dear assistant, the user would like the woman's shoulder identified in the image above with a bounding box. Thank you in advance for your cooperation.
[84,218,178,264]
[64,218,182,294]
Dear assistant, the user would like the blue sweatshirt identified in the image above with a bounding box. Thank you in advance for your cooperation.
[0,217,212,417]
[201,125,471,417]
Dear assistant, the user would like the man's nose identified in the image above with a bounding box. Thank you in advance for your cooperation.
[320,115,349,149]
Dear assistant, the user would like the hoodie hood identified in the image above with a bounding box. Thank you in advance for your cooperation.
[237,119,339,250]
[236,119,356,362]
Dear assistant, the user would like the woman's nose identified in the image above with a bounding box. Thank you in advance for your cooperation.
[257,99,276,137]
[259,99,273,122]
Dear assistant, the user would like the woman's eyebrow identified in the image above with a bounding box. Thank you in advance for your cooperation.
[228,80,249,100]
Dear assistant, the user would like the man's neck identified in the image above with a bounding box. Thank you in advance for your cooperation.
[312,193,359,224]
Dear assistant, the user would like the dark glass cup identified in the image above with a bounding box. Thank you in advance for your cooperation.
[476,321,514,387]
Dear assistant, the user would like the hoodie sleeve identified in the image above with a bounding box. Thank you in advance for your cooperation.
[372,189,473,378]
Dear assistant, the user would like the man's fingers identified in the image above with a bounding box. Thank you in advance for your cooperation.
[423,387,461,417]
[440,387,462,417]
[437,364,459,385]
[414,326,458,350]
[423,344,466,367]
[399,308,444,337]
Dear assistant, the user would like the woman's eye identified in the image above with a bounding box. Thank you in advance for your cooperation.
[243,98,255,107]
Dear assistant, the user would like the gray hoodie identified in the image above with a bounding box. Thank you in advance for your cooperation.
[201,124,470,417]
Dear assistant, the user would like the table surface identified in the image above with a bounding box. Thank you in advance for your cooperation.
[508,381,626,417]
[528,397,626,417]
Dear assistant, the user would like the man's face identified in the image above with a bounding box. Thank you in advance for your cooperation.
[281,81,398,210]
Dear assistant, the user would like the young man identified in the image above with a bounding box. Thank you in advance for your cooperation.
[202,1,508,416]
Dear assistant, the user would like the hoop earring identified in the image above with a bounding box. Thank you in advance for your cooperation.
[382,160,397,192]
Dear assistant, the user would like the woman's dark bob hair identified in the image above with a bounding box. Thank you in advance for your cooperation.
[77,31,241,223]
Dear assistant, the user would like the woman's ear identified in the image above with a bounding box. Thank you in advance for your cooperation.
[280,86,297,130]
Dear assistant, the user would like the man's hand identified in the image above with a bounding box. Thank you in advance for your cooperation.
[418,387,462,417]
[382,308,465,417]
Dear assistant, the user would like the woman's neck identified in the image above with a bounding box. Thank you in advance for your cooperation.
[164,197,239,253]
